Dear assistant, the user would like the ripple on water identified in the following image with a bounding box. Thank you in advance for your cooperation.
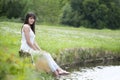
[58,66,120,80]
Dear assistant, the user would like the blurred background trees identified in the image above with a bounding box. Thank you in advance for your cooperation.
[0,0,27,19]
[61,0,120,29]
[0,0,120,29]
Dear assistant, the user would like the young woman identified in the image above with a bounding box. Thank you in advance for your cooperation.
[20,12,69,77]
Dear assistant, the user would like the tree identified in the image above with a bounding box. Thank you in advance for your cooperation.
[60,0,120,29]
[26,0,62,24]
[0,0,28,19]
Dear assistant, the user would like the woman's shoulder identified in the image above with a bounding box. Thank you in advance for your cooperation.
[23,24,30,28]
[23,24,30,31]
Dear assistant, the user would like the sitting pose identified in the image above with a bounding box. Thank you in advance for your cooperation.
[20,12,69,77]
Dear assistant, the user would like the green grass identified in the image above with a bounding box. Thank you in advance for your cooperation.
[0,21,120,80]
[35,24,120,54]
[0,21,120,54]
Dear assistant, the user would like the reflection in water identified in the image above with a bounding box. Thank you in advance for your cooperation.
[59,61,120,80]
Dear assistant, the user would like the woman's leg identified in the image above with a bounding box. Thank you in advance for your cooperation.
[43,52,70,75]
[46,53,60,69]
[43,52,60,71]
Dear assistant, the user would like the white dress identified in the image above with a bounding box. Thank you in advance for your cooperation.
[20,25,36,53]
[20,25,60,72]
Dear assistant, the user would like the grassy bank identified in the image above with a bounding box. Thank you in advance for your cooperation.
[36,24,120,54]
[0,21,120,80]
[0,22,120,54]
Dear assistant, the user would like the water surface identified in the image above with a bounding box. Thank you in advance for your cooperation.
[59,61,120,80]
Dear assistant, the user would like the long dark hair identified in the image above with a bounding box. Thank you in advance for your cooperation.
[23,12,36,34]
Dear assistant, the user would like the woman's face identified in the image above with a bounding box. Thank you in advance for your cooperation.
[28,17,35,25]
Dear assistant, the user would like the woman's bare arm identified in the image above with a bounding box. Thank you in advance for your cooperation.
[33,41,42,51]
[23,25,37,50]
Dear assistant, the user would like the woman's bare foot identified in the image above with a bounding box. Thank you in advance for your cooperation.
[57,69,70,75]
[59,70,70,75]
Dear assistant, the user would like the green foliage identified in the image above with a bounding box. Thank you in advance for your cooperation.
[0,22,55,80]
[0,0,70,24]
[59,47,120,65]
[21,0,62,24]
[0,0,28,19]
[60,0,120,29]
[0,0,120,29]
[0,21,120,79]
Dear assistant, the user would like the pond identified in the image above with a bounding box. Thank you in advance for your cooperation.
[59,60,120,80]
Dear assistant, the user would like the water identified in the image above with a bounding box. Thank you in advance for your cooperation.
[59,60,120,80]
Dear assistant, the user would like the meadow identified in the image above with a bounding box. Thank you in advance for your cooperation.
[0,21,120,80]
